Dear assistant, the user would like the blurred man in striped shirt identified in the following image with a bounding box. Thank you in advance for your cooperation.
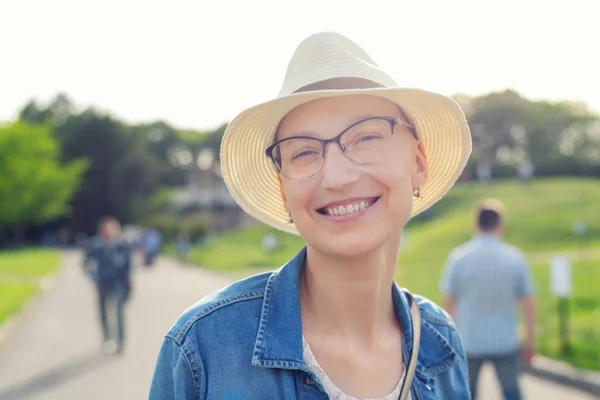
[439,199,536,400]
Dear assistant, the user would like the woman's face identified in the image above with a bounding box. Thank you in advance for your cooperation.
[277,94,428,258]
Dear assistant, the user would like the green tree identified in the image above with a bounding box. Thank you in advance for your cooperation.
[129,121,191,187]
[520,100,597,166]
[465,90,526,163]
[16,94,200,234]
[18,93,74,126]
[196,123,228,157]
[0,122,87,236]
[53,109,166,234]
[460,90,599,177]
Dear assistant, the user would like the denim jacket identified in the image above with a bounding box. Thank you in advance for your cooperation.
[83,236,132,285]
[150,248,471,399]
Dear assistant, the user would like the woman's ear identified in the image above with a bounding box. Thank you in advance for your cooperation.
[277,173,289,211]
[415,141,428,188]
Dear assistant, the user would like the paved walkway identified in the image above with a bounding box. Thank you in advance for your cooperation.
[0,251,597,399]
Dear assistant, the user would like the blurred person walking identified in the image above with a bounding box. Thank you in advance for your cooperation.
[83,216,133,355]
[141,227,162,267]
[439,200,536,400]
[175,233,191,262]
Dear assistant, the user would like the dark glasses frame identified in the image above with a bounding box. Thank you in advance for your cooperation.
[265,116,417,178]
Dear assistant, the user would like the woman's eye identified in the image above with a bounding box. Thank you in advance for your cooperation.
[358,134,380,142]
[293,150,319,160]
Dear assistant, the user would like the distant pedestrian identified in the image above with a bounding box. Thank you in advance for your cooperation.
[518,160,534,185]
[439,199,536,400]
[141,227,162,267]
[83,216,133,355]
[475,162,492,183]
[175,233,190,261]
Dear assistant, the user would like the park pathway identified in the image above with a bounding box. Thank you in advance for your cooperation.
[0,251,596,399]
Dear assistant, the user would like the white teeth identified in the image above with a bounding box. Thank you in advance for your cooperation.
[325,200,373,216]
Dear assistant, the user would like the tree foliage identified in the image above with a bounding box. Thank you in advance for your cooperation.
[15,94,215,235]
[5,89,598,243]
[0,122,87,226]
[456,90,600,177]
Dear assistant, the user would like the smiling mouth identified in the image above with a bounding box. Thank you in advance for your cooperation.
[316,197,380,216]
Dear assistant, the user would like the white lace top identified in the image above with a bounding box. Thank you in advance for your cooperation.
[302,337,412,400]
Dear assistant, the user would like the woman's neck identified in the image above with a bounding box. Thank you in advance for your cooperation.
[299,243,400,344]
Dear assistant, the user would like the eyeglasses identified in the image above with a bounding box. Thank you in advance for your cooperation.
[265,116,416,180]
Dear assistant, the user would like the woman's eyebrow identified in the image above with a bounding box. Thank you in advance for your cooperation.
[286,130,319,138]
[346,114,375,125]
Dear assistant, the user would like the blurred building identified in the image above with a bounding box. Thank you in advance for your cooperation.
[170,155,256,232]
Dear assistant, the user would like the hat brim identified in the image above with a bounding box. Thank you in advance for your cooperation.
[220,87,472,235]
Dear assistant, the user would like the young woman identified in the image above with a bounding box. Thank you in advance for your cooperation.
[150,32,472,399]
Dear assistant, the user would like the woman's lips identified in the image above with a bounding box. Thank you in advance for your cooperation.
[316,197,380,217]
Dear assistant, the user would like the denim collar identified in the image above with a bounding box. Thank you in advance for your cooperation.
[251,247,458,377]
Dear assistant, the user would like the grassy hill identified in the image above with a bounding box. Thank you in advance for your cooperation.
[180,177,600,369]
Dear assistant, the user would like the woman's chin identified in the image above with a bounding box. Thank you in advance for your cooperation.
[309,232,384,260]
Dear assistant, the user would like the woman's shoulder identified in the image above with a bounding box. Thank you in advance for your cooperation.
[409,293,469,393]
[407,293,466,364]
[412,293,456,328]
[164,270,275,345]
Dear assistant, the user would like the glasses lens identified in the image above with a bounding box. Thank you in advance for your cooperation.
[272,137,324,179]
[341,118,393,164]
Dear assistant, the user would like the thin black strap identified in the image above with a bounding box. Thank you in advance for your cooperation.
[398,291,421,400]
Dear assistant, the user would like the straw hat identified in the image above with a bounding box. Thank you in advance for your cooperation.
[220,32,472,235]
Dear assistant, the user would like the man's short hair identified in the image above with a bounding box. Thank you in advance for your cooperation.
[476,199,505,231]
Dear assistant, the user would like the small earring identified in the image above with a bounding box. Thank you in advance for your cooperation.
[413,184,423,198]
[287,218,294,224]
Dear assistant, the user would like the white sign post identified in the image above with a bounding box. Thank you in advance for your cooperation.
[549,254,572,355]
[550,254,572,298]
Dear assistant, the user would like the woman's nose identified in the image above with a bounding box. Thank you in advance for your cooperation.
[320,143,360,189]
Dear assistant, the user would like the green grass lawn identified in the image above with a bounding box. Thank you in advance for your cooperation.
[174,177,600,370]
[0,283,38,325]
[0,248,60,326]
[0,248,61,276]
[175,224,305,272]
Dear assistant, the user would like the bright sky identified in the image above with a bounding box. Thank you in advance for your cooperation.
[1,0,598,131]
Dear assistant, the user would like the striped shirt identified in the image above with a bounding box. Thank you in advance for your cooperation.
[439,234,534,356]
